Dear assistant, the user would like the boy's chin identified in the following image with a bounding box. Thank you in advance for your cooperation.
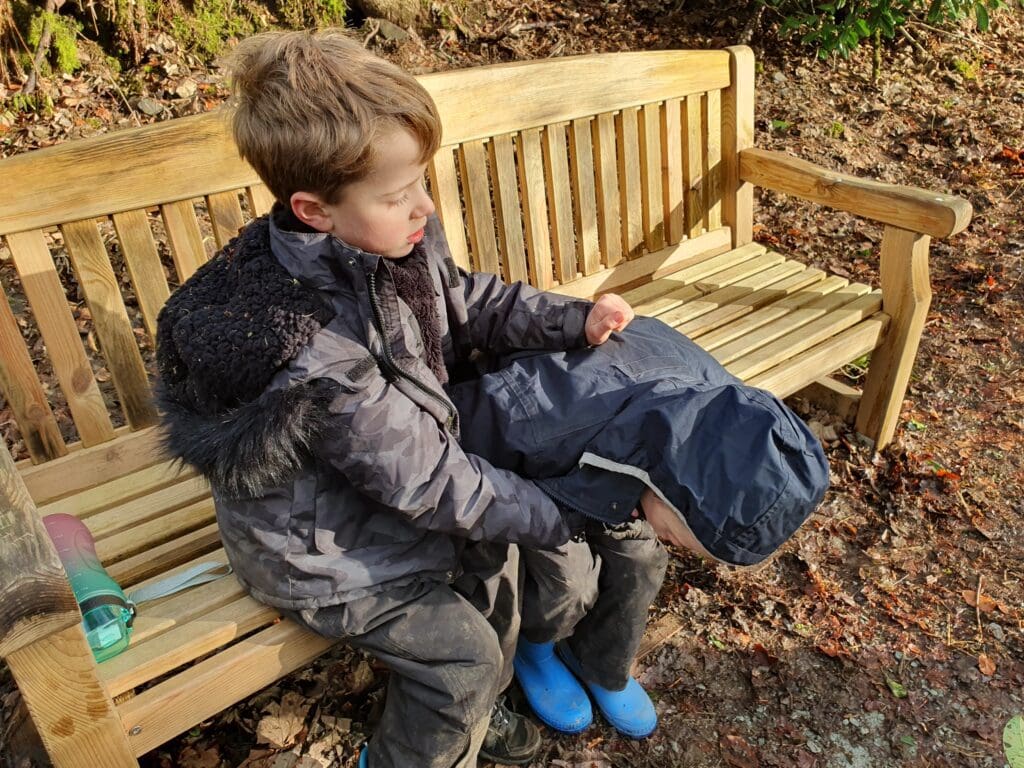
[383,242,416,259]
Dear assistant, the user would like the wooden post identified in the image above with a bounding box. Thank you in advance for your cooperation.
[0,440,138,767]
[855,226,932,448]
[722,46,755,248]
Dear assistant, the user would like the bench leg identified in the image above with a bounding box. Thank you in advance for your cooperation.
[855,226,932,450]
[6,624,138,768]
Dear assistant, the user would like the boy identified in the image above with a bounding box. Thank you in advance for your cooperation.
[155,28,635,768]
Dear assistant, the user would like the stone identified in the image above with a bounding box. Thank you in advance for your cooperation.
[136,97,164,116]
[375,18,411,41]
[175,79,198,99]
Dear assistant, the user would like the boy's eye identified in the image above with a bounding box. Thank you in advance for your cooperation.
[388,191,411,207]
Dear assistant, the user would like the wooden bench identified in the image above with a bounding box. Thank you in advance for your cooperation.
[0,46,971,766]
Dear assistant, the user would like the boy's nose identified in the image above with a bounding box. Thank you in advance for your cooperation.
[412,187,435,219]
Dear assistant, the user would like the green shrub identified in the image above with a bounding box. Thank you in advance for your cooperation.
[761,0,1005,59]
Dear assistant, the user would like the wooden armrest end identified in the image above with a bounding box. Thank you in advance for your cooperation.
[739,148,972,239]
[0,446,80,659]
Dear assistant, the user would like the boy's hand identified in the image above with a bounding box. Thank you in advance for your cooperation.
[636,488,711,558]
[585,293,635,346]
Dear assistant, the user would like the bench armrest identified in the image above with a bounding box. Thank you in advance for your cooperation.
[739,148,972,239]
[0,442,80,658]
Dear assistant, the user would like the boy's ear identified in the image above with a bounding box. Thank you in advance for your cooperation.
[290,191,335,233]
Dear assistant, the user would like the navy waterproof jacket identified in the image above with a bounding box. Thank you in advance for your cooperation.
[448,316,830,566]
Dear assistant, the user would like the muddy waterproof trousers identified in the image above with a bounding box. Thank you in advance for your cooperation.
[521,517,669,691]
[285,541,519,768]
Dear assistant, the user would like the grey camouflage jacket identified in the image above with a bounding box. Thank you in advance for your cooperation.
[156,208,593,610]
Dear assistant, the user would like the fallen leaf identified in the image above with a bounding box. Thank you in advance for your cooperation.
[256,691,311,749]
[886,678,908,698]
[720,733,760,767]
[962,589,999,613]
[177,745,222,768]
[978,653,996,676]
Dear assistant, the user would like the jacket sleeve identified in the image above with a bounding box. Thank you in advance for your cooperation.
[460,270,595,355]
[316,372,574,549]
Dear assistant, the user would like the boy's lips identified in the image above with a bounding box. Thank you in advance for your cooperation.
[407,227,425,244]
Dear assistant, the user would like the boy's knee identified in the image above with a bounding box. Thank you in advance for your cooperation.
[454,625,504,699]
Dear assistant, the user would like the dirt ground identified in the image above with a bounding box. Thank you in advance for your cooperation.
[2,2,1023,766]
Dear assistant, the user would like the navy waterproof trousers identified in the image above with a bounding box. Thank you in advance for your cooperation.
[448,316,830,566]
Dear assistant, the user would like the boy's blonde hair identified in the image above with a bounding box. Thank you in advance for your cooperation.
[225,29,441,205]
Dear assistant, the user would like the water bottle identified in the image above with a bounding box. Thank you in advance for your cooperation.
[42,513,134,662]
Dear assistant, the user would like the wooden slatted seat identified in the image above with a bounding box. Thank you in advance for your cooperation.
[0,46,971,767]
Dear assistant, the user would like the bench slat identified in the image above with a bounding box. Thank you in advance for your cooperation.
[668,261,809,334]
[516,128,555,289]
[96,497,215,564]
[703,90,723,231]
[645,253,787,326]
[639,104,665,253]
[107,522,222,588]
[0,282,67,463]
[684,95,706,240]
[543,123,576,283]
[61,219,157,431]
[592,113,622,268]
[569,117,601,276]
[103,595,278,697]
[626,242,766,314]
[488,134,529,284]
[681,266,826,340]
[616,106,644,260]
[207,191,246,250]
[20,425,165,505]
[125,558,240,645]
[7,229,115,447]
[554,228,732,301]
[111,210,170,339]
[37,459,192,519]
[460,140,499,275]
[749,315,888,397]
[697,274,849,353]
[83,475,211,541]
[726,290,882,380]
[160,200,208,282]
[246,184,276,217]
[662,98,684,245]
[711,281,869,366]
[427,146,470,271]
[118,620,334,757]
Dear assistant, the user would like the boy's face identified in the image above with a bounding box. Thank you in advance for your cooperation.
[291,127,436,259]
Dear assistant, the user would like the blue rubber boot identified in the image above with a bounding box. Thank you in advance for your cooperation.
[513,639,593,733]
[557,642,658,739]
[358,745,368,768]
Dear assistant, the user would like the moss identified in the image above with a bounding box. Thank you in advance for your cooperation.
[169,0,277,59]
[952,57,979,80]
[16,3,83,76]
[275,0,346,29]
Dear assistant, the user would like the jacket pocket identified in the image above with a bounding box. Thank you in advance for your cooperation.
[611,355,701,383]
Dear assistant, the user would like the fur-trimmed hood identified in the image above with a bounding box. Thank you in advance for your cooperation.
[155,214,337,497]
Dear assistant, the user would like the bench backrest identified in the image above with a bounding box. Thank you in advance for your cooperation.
[0,49,749,495]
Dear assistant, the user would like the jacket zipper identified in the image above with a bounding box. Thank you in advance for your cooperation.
[367,272,458,434]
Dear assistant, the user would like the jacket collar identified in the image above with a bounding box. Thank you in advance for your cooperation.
[269,204,382,290]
